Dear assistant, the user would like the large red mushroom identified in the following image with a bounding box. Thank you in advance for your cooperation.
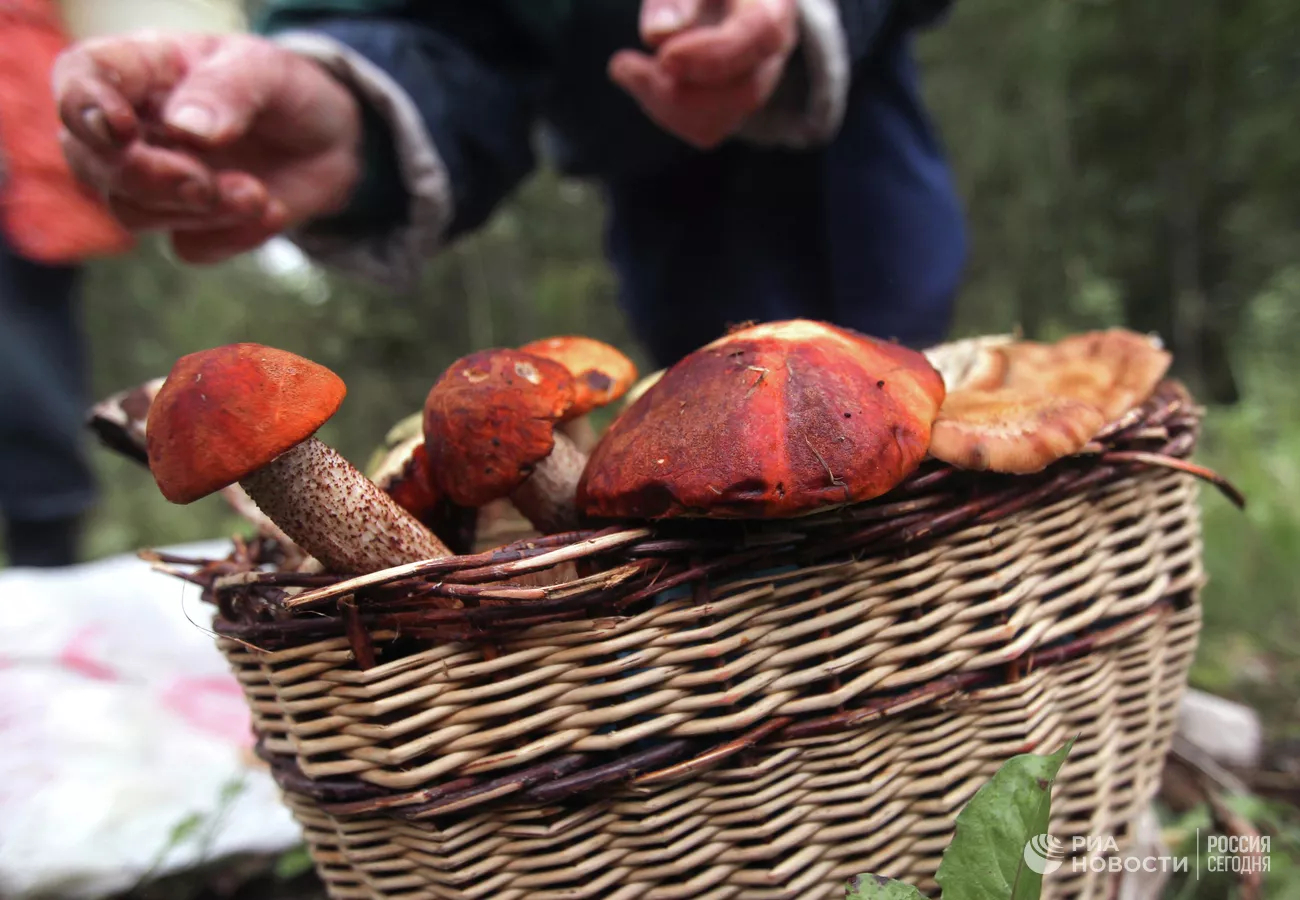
[577,319,947,519]
[146,343,451,574]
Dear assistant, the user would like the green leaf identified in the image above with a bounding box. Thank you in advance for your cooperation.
[274,844,316,880]
[935,738,1075,900]
[845,873,928,900]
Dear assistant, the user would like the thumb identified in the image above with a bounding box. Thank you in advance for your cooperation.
[161,38,280,146]
[641,0,706,47]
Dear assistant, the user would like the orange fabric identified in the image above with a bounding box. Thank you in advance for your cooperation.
[0,0,134,263]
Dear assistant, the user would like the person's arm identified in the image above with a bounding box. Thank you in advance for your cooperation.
[739,0,953,146]
[257,4,541,289]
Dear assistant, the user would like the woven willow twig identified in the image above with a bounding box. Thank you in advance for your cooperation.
[166,380,1220,900]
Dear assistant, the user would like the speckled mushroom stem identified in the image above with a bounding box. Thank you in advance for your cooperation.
[240,437,452,574]
[508,431,588,534]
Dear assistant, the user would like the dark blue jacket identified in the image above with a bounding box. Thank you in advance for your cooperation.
[260,0,966,365]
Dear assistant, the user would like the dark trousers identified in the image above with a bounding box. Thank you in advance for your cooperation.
[604,35,966,369]
[0,231,93,566]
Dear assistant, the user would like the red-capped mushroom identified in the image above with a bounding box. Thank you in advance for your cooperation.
[518,336,639,453]
[146,343,451,574]
[88,374,299,552]
[367,427,478,555]
[87,376,166,466]
[577,319,946,519]
[423,348,584,533]
[928,387,1107,474]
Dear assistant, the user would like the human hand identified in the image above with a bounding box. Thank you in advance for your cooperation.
[53,33,362,263]
[609,0,797,149]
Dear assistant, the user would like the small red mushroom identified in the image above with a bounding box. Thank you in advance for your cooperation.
[368,430,478,555]
[577,319,947,519]
[423,348,584,533]
[517,335,639,453]
[146,343,451,574]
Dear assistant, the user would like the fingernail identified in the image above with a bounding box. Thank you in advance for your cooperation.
[646,6,684,34]
[81,107,113,146]
[168,104,217,140]
[221,179,262,209]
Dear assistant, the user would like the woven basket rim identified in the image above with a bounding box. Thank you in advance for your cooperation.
[165,378,1232,653]
[168,380,1221,818]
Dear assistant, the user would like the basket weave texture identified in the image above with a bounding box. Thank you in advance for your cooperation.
[203,382,1207,900]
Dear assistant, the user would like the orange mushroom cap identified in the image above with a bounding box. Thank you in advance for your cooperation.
[577,320,946,519]
[1001,328,1171,421]
[929,387,1106,474]
[146,344,346,504]
[423,349,576,507]
[517,336,639,418]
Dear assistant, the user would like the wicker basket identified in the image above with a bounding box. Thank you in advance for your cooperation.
[183,380,1220,900]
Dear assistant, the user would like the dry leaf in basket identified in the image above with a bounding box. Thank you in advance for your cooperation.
[423,342,635,535]
[577,319,946,518]
[146,343,454,575]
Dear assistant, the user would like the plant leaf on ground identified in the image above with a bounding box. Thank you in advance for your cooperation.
[934,739,1075,900]
[845,873,927,899]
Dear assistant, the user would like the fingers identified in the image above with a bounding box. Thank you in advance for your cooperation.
[170,209,288,264]
[610,50,785,148]
[159,38,282,146]
[54,36,192,150]
[640,0,707,47]
[658,0,797,84]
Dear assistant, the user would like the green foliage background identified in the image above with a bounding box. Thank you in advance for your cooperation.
[55,0,1300,749]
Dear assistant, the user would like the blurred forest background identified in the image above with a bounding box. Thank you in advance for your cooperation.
[26,0,1300,888]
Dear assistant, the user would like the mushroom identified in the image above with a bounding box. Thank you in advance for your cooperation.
[577,319,946,519]
[146,343,451,574]
[1001,328,1171,421]
[366,421,478,555]
[423,348,586,534]
[87,374,298,551]
[621,368,666,412]
[923,334,1014,392]
[928,387,1107,474]
[518,336,639,453]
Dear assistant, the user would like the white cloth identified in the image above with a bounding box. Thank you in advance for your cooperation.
[0,541,301,899]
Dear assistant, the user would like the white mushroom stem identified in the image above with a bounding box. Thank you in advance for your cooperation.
[559,416,600,454]
[240,437,451,575]
[508,431,588,534]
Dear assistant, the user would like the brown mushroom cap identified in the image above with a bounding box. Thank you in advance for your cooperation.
[423,349,576,507]
[929,387,1107,474]
[517,336,638,418]
[1001,328,1171,421]
[146,344,346,504]
[577,319,946,519]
